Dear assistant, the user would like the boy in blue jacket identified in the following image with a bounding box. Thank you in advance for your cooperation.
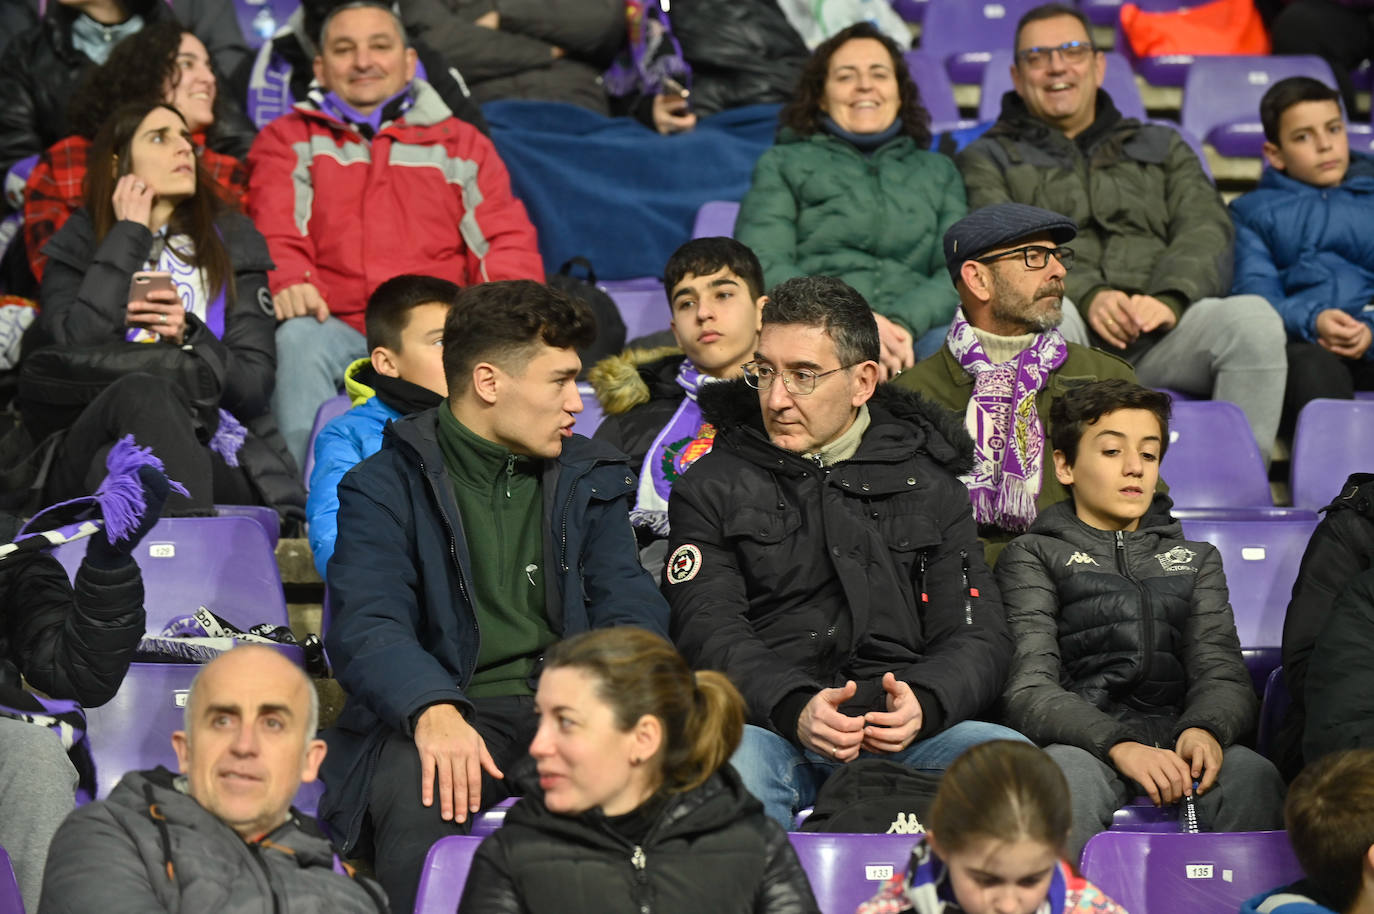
[1231,77,1374,419]
[306,274,459,577]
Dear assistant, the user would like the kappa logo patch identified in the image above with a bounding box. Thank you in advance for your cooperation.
[666,544,703,584]
[1156,546,1197,573]
[1065,551,1099,567]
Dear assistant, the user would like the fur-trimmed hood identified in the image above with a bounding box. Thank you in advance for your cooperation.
[698,377,975,476]
[586,346,685,416]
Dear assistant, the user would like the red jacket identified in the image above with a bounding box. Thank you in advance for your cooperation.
[247,80,542,334]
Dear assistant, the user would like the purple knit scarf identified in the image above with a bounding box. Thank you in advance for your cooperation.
[946,309,1067,533]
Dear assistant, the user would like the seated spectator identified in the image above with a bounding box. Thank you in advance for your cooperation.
[32,101,304,526]
[306,273,458,577]
[1242,747,1374,914]
[39,645,387,914]
[321,280,668,914]
[588,237,766,551]
[1304,568,1374,763]
[248,0,542,470]
[24,20,253,284]
[735,22,967,380]
[996,379,1285,857]
[0,448,170,913]
[1232,77,1374,426]
[664,275,1022,830]
[958,2,1287,463]
[457,627,820,914]
[898,203,1137,564]
[1278,472,1374,780]
[858,741,1126,914]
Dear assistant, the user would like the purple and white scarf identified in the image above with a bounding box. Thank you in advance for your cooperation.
[629,360,717,536]
[947,309,1067,533]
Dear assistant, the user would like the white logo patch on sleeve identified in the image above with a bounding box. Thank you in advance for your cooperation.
[666,544,703,584]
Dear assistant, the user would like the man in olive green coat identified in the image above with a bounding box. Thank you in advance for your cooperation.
[955,2,1285,464]
[899,202,1138,564]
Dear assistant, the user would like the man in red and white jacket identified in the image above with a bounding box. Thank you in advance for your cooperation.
[247,0,542,468]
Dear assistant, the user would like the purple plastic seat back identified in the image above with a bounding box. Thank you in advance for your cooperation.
[901,51,963,131]
[601,279,669,341]
[1291,398,1374,509]
[1111,798,1182,832]
[233,0,300,49]
[1181,56,1337,159]
[977,51,1146,122]
[469,797,518,837]
[691,200,740,239]
[1242,645,1283,696]
[920,0,1043,85]
[1163,401,1271,509]
[1257,666,1290,761]
[414,835,485,914]
[0,845,21,914]
[214,504,281,550]
[303,394,353,491]
[890,0,927,24]
[574,383,604,437]
[1080,831,1304,914]
[1177,514,1320,649]
[787,832,917,914]
[52,516,288,634]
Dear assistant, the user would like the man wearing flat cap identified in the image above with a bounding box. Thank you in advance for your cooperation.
[899,202,1139,564]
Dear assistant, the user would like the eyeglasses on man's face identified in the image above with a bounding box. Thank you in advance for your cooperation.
[974,244,1075,271]
[741,362,854,396]
[1015,41,1095,70]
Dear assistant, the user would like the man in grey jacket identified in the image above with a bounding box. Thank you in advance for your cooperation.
[39,646,386,914]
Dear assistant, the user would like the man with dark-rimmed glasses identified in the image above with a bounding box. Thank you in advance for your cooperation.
[662,274,1025,829]
[898,202,1142,565]
[957,1,1287,465]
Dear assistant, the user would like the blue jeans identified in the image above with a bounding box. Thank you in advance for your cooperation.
[272,316,369,470]
[731,720,1031,828]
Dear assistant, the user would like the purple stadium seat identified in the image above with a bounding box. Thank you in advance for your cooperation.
[601,280,669,341]
[214,504,281,550]
[1257,666,1290,762]
[977,51,1146,121]
[1242,645,1283,696]
[233,0,300,49]
[902,51,965,131]
[787,832,919,914]
[575,383,604,437]
[891,0,928,24]
[0,846,20,914]
[414,835,485,914]
[1080,0,1128,26]
[920,0,1044,85]
[691,200,740,239]
[1080,830,1304,914]
[303,393,353,491]
[1182,56,1338,159]
[1162,401,1271,509]
[1111,798,1182,832]
[1177,514,1320,649]
[1290,398,1374,510]
[470,797,518,837]
[51,516,288,634]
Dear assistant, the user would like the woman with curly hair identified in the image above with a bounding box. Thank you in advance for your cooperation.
[734,22,966,378]
[23,20,255,283]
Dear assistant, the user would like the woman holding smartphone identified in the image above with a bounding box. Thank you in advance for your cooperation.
[30,100,302,526]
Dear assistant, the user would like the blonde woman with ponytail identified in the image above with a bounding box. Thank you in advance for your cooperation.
[458,627,821,914]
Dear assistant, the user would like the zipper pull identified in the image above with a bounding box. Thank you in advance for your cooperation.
[631,846,646,871]
[525,563,538,587]
[1116,530,1126,551]
[960,549,975,625]
[505,454,515,498]
[917,552,929,604]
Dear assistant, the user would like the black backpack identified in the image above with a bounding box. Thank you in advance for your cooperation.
[545,257,628,380]
[801,759,943,835]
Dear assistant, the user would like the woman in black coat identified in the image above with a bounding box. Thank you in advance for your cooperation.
[458,627,820,914]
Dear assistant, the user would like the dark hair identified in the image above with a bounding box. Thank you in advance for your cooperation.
[662,237,766,308]
[1013,3,1094,55]
[85,101,232,301]
[544,627,746,794]
[365,274,461,352]
[316,0,408,48]
[1285,749,1374,913]
[442,281,596,393]
[929,741,1073,856]
[1260,76,1342,144]
[69,21,187,140]
[1049,378,1172,467]
[778,22,931,147]
[762,275,880,366]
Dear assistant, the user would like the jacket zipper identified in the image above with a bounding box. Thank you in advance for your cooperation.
[246,842,284,914]
[419,458,479,660]
[959,550,973,624]
[505,454,515,498]
[1115,530,1154,693]
[630,845,650,914]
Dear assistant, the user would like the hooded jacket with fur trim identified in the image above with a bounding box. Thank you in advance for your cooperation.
[588,346,689,472]
[663,380,1011,743]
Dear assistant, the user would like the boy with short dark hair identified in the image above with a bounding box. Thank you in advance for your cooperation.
[306,273,460,577]
[1242,748,1374,914]
[995,378,1285,857]
[588,237,767,542]
[1232,76,1374,408]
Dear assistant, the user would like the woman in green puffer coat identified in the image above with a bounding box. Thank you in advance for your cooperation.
[735,22,965,379]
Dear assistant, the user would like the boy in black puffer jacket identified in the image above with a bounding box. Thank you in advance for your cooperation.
[995,379,1285,858]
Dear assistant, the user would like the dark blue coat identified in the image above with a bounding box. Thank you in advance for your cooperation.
[319,408,669,848]
[1230,151,1374,353]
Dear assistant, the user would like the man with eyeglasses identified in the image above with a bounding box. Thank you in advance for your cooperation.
[957,2,1287,465]
[662,274,1024,829]
[898,203,1140,565]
